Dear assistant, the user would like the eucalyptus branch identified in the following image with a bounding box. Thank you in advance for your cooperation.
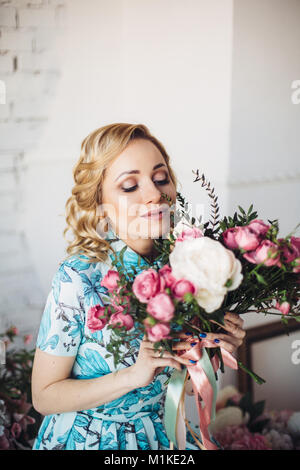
[192,170,220,233]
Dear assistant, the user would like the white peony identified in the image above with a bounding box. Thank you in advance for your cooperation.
[208,406,246,434]
[169,236,243,313]
[287,411,300,438]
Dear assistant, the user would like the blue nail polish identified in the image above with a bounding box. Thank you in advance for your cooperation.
[199,333,207,338]
[185,332,193,336]
[191,342,197,346]
[189,359,197,364]
[214,339,220,343]
[181,364,186,370]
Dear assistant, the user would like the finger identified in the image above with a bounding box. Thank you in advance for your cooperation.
[224,312,244,327]
[173,332,199,340]
[218,320,246,340]
[151,349,174,359]
[172,340,199,350]
[200,331,243,350]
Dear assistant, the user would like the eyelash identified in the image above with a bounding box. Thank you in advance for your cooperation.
[121,178,170,193]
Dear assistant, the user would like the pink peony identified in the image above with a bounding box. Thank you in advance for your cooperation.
[275,301,290,315]
[87,304,109,332]
[146,292,175,322]
[171,279,197,300]
[222,227,239,250]
[158,264,177,288]
[231,433,271,450]
[215,424,271,450]
[132,269,162,303]
[243,239,281,267]
[235,226,261,251]
[248,219,270,237]
[175,227,203,243]
[108,312,134,331]
[100,270,121,292]
[146,323,171,342]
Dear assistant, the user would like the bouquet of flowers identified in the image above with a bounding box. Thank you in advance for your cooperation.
[87,171,300,450]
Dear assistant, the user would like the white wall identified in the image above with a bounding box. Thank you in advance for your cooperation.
[1,0,299,420]
[219,0,300,402]
[0,0,234,427]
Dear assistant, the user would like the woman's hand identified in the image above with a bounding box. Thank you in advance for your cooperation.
[130,334,197,389]
[172,312,246,356]
[209,311,246,355]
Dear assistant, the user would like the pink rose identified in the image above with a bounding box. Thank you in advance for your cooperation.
[0,432,10,450]
[23,334,33,345]
[292,258,300,273]
[243,240,281,266]
[146,292,175,322]
[10,422,22,439]
[108,312,134,331]
[8,326,19,336]
[110,293,131,313]
[158,264,177,288]
[171,279,197,300]
[222,227,239,250]
[235,226,261,251]
[100,270,121,292]
[176,226,203,243]
[132,269,162,303]
[275,301,290,315]
[278,237,300,263]
[87,304,109,332]
[291,236,300,251]
[248,219,270,237]
[146,323,171,342]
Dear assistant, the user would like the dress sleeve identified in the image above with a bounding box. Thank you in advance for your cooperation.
[35,262,86,356]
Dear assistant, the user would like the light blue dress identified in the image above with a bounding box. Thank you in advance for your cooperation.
[32,229,220,450]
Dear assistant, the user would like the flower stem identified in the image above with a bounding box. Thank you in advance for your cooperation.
[237,360,266,385]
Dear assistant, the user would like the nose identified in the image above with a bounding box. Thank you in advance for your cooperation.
[141,180,164,205]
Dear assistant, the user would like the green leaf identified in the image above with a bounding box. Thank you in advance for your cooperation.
[238,206,246,215]
[253,271,268,286]
[225,279,233,288]
[237,361,266,385]
[118,245,128,265]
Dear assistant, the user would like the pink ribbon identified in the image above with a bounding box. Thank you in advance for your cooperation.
[180,339,238,450]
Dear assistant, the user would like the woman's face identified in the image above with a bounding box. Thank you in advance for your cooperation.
[100,138,176,250]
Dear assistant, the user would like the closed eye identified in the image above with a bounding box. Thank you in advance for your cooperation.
[121,178,170,192]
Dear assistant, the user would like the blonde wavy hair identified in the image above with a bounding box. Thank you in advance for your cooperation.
[62,123,179,265]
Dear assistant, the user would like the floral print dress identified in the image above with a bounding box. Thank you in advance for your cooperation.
[32,229,220,450]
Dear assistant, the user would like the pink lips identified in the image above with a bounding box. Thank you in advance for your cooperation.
[141,207,168,218]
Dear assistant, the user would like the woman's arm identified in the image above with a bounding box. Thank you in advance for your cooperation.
[31,348,137,416]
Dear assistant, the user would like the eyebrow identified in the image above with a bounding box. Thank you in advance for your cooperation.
[114,163,167,182]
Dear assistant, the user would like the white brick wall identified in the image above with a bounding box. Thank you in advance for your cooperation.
[0,0,66,340]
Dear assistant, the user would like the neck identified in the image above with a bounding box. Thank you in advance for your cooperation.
[122,236,160,263]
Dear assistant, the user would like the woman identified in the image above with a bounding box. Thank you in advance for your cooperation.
[31,123,246,450]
